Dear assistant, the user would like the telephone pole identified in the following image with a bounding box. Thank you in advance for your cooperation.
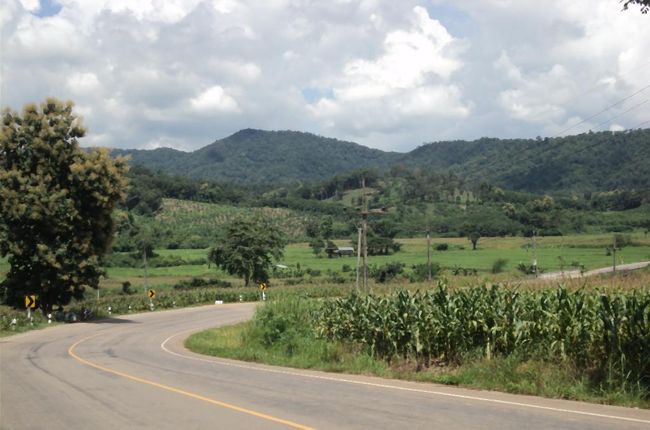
[612,235,617,273]
[532,229,538,277]
[427,229,432,281]
[355,227,362,291]
[361,177,368,291]
[143,249,149,295]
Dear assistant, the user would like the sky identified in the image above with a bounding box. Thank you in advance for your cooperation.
[1,0,649,152]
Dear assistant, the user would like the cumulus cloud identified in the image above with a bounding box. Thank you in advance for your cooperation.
[308,6,470,140]
[66,72,100,95]
[494,52,573,124]
[190,86,240,113]
[1,0,649,151]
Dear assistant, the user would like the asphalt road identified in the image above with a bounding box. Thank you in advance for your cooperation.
[538,261,650,281]
[2,303,649,430]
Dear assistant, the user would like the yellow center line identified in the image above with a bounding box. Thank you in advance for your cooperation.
[68,334,315,430]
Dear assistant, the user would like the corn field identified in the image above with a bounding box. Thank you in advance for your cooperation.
[316,283,650,392]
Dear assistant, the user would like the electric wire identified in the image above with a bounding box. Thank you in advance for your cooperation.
[593,99,649,129]
[553,83,650,137]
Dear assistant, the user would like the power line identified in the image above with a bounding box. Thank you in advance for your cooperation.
[567,59,650,103]
[553,83,650,137]
[593,99,649,130]
[479,84,650,178]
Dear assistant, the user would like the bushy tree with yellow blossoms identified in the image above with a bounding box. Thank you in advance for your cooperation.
[0,98,129,312]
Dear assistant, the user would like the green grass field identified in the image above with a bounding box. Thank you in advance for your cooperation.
[2,232,649,293]
[282,235,649,274]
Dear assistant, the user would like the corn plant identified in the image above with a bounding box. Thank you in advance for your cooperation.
[315,282,649,395]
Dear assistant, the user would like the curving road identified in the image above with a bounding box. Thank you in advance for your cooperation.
[2,303,649,429]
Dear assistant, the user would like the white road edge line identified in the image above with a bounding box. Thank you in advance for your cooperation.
[161,330,650,425]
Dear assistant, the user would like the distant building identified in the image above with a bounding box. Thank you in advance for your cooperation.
[334,246,355,257]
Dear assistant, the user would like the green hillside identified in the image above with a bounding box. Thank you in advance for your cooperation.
[114,129,399,185]
[112,128,650,195]
[404,129,650,194]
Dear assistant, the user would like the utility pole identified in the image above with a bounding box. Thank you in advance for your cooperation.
[612,235,617,273]
[532,229,538,277]
[427,229,432,281]
[143,249,149,295]
[355,226,362,291]
[361,177,368,291]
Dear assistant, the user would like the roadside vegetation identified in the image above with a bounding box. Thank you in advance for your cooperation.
[186,282,650,408]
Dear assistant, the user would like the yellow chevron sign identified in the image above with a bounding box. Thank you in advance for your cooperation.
[25,295,37,309]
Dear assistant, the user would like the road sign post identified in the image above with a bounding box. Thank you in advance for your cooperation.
[24,295,36,324]
[259,282,267,301]
[148,289,156,310]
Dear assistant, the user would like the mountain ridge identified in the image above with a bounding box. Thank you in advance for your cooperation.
[111,128,650,194]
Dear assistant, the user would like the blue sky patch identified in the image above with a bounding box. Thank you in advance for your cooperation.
[33,0,62,18]
[424,4,473,37]
[302,87,334,103]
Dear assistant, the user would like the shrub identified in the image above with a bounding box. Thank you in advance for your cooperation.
[435,243,449,251]
[517,263,542,275]
[410,263,442,282]
[121,281,135,295]
[246,297,317,354]
[173,277,232,290]
[371,262,405,283]
[452,266,478,276]
[305,268,321,277]
[491,258,508,274]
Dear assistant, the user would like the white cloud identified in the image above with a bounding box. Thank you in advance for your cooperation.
[66,72,100,94]
[18,0,38,12]
[190,86,240,113]
[1,0,649,152]
[495,57,573,124]
[309,6,469,137]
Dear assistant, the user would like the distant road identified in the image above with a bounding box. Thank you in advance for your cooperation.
[538,261,650,281]
[2,304,650,429]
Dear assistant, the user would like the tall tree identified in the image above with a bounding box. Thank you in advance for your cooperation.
[0,98,129,311]
[208,217,285,286]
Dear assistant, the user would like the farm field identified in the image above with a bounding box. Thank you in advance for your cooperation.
[106,232,650,293]
[187,283,650,408]
[285,234,650,272]
[3,232,649,292]
[149,198,312,244]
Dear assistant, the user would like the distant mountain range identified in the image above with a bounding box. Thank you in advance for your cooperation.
[111,128,650,194]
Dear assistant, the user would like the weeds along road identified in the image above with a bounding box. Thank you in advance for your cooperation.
[2,303,649,430]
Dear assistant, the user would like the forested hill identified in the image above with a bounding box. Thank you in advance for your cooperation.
[404,129,650,194]
[112,128,650,194]
[113,129,399,184]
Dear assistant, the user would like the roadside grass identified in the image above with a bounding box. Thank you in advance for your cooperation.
[425,356,648,407]
[186,293,650,409]
[185,299,391,375]
[0,305,57,337]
